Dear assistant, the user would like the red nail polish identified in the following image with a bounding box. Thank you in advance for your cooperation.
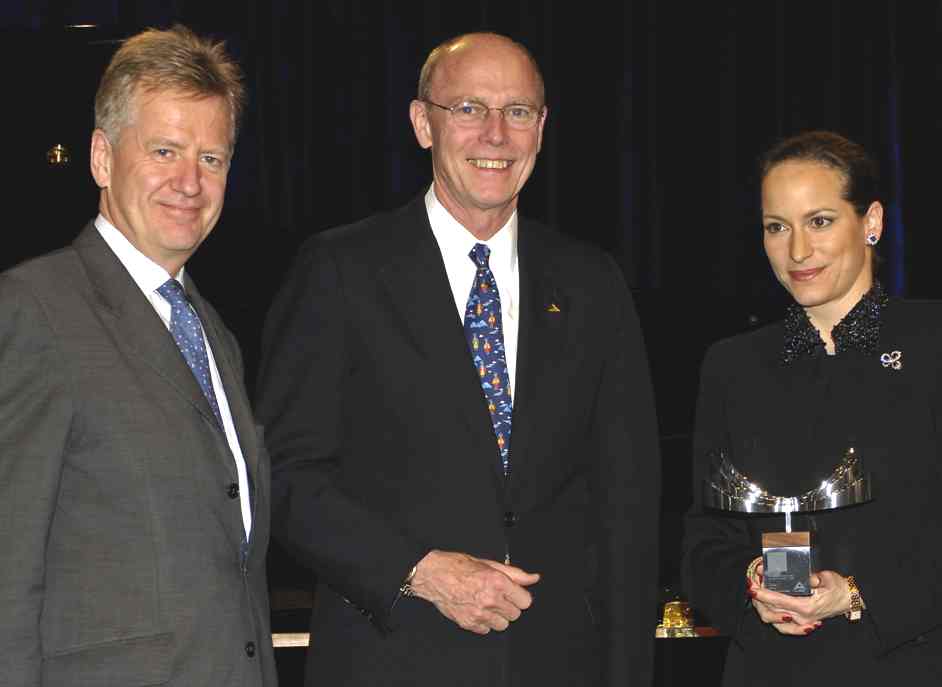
[804,627,814,635]
[782,615,793,623]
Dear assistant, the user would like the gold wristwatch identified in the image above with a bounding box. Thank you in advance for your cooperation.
[844,575,863,622]
[399,564,418,598]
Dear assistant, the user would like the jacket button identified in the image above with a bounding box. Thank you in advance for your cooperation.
[245,641,256,658]
[228,482,239,499]
[503,511,517,528]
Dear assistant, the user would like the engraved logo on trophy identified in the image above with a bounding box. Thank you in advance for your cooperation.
[704,447,873,596]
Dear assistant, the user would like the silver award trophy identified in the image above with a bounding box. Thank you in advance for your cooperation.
[704,447,873,596]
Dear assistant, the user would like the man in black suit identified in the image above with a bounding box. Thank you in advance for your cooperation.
[257,32,660,686]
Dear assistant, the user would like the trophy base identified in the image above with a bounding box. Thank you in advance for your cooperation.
[762,531,812,596]
[655,626,699,638]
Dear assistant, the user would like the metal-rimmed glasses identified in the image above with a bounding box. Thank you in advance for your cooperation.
[423,100,544,130]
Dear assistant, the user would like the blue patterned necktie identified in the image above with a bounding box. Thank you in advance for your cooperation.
[157,279,223,426]
[464,243,512,475]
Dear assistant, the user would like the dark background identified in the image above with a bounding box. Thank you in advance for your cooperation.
[4,1,941,683]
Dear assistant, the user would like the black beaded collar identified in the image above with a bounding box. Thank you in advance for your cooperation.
[781,282,889,365]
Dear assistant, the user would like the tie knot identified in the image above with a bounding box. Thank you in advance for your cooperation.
[469,243,491,269]
[157,278,188,306]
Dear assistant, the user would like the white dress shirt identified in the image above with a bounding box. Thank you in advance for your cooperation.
[94,215,253,538]
[425,185,519,398]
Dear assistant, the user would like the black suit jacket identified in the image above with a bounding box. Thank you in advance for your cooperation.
[0,225,276,686]
[257,197,660,686]
[682,299,942,685]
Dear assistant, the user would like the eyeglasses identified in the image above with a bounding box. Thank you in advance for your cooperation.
[423,100,544,130]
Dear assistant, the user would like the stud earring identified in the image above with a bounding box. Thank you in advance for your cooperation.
[866,233,879,246]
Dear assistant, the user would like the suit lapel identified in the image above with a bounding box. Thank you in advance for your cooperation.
[189,284,260,512]
[507,222,566,491]
[74,226,225,434]
[74,225,250,551]
[376,200,498,459]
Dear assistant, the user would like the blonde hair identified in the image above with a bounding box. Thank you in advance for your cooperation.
[95,24,245,147]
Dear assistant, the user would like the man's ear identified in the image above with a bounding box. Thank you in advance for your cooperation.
[409,100,433,150]
[90,129,113,189]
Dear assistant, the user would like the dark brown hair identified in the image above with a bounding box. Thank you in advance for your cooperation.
[759,130,880,216]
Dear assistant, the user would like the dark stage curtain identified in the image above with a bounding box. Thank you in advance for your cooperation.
[6,0,942,628]
[236,1,661,366]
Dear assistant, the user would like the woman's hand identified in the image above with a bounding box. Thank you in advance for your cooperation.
[747,564,852,636]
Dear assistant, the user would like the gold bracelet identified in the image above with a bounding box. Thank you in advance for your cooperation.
[845,575,863,622]
[746,556,763,586]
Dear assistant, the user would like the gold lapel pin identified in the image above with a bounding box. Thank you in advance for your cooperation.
[546,303,561,313]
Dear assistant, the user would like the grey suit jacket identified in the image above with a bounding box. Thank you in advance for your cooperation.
[0,224,276,687]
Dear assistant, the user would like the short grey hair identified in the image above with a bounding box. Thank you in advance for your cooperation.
[417,32,545,105]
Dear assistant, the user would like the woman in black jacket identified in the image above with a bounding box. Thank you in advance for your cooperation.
[682,131,942,684]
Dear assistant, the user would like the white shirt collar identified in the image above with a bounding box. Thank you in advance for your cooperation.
[424,184,517,278]
[94,214,186,293]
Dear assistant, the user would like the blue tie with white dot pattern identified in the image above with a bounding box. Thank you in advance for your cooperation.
[157,279,223,426]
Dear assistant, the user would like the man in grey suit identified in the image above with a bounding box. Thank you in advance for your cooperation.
[0,26,275,686]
